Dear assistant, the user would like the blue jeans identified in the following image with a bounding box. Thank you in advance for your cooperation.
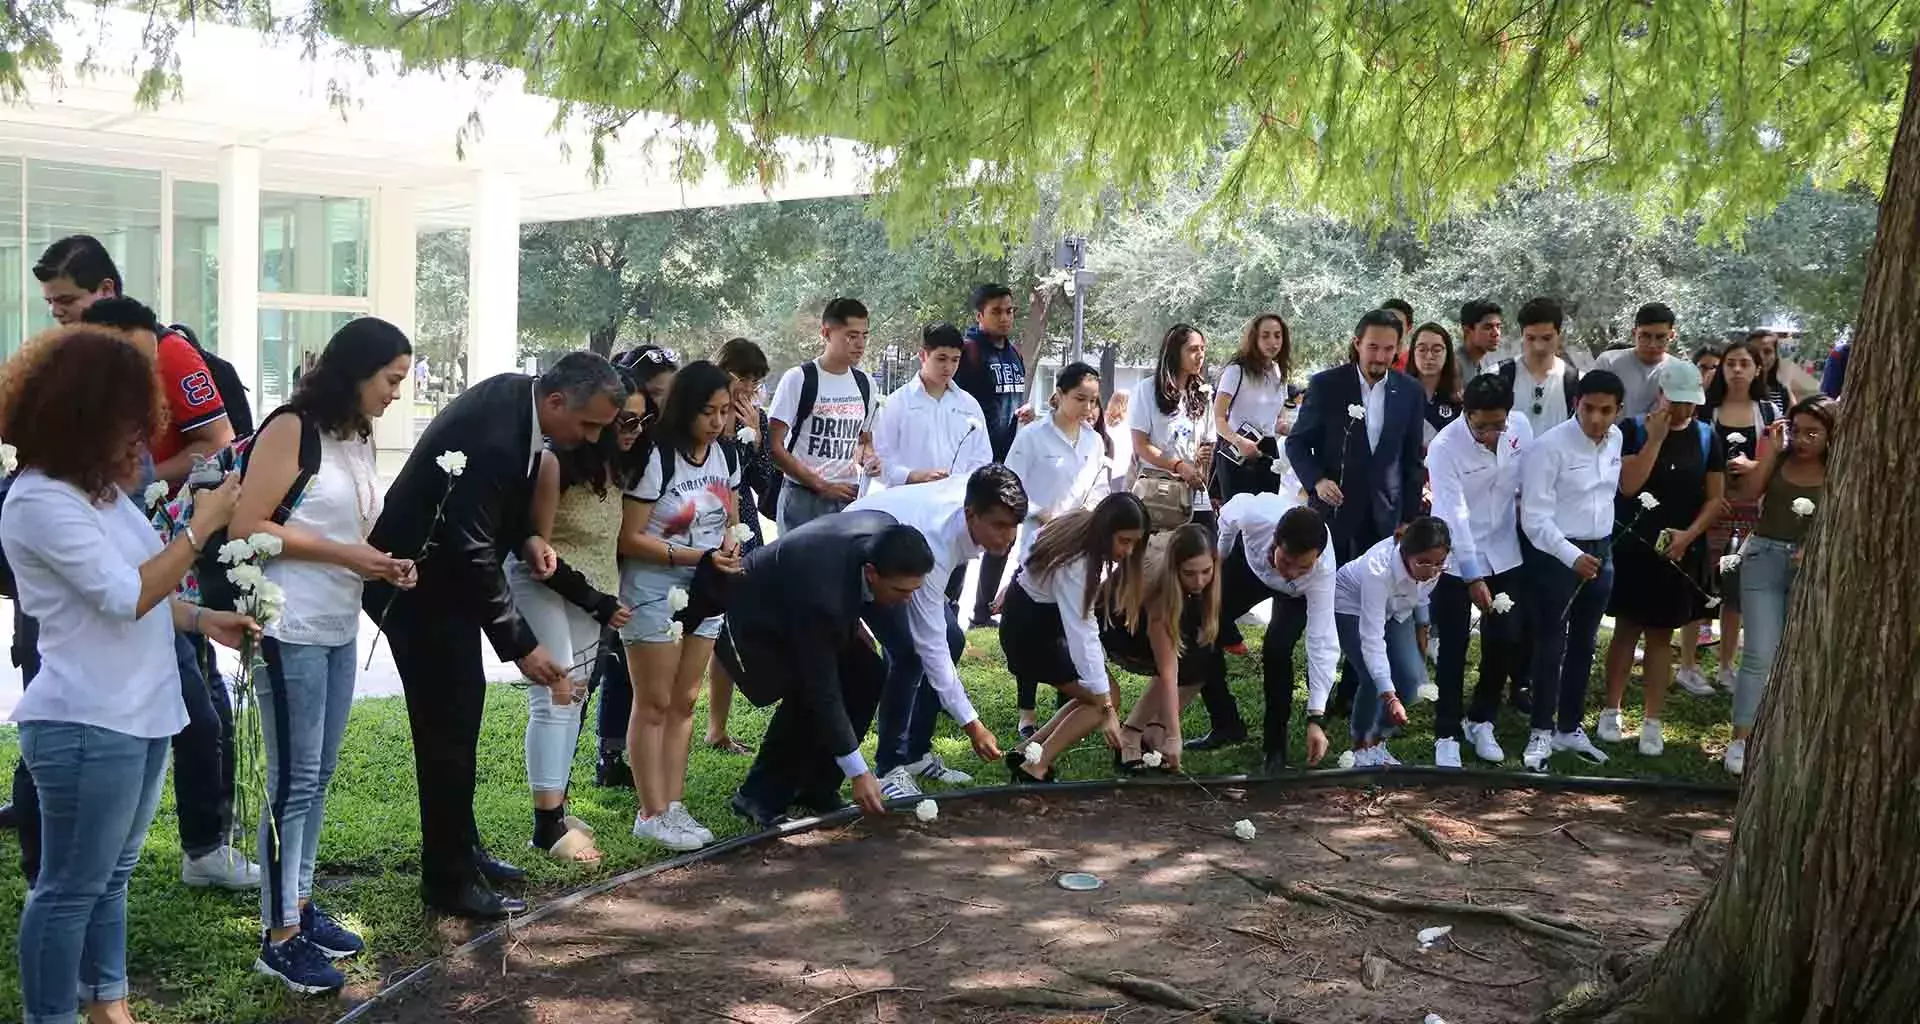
[1335,612,1426,743]
[257,638,357,931]
[866,599,967,775]
[16,722,169,1023]
[1525,537,1614,734]
[1735,537,1797,730]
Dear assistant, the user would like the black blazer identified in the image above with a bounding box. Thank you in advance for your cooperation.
[368,373,600,661]
[1285,364,1427,543]
[719,510,897,757]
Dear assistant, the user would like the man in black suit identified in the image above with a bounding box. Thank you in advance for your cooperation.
[365,352,626,919]
[713,514,936,827]
[1284,308,1428,711]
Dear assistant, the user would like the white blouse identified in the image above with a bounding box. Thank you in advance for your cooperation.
[2,471,187,738]
[1004,416,1108,566]
[268,431,381,647]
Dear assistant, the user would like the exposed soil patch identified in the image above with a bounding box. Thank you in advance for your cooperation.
[350,782,1731,1024]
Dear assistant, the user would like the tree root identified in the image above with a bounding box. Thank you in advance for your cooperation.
[1372,945,1545,989]
[1213,863,1383,920]
[934,987,1120,1010]
[1398,814,1459,862]
[1068,969,1208,1010]
[1304,883,1603,948]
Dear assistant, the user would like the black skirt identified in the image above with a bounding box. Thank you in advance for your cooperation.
[1606,529,1713,629]
[998,583,1080,688]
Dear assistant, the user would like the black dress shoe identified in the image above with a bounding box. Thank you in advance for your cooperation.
[792,790,852,817]
[1182,731,1249,752]
[595,752,634,789]
[730,791,785,830]
[473,848,525,884]
[1509,688,1534,715]
[424,879,527,920]
[1262,752,1292,776]
[0,802,16,830]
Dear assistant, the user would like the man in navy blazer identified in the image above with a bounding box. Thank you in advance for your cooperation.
[1286,308,1428,562]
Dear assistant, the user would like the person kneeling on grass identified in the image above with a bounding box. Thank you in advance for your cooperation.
[1107,524,1224,773]
[998,493,1150,783]
[1330,516,1452,766]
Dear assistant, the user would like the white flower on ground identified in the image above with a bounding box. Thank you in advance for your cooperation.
[226,564,266,592]
[1490,593,1516,614]
[0,441,16,475]
[1705,596,1722,609]
[736,425,758,445]
[1417,925,1453,949]
[728,523,754,545]
[913,799,938,822]
[1347,404,1366,421]
[1140,750,1164,768]
[435,450,468,477]
[1336,750,1357,769]
[1021,741,1043,764]
[667,586,690,613]
[1637,492,1660,511]
[1416,682,1440,703]
[1791,497,1816,517]
[247,533,284,558]
[1725,432,1747,445]
[1231,819,1257,841]
[143,481,170,510]
[664,620,685,642]
[1719,554,1742,574]
[216,538,256,565]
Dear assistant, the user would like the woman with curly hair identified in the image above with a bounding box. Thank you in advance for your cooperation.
[1,327,257,1024]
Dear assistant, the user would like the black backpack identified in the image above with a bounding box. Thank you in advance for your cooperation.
[1497,358,1580,417]
[783,360,873,454]
[645,437,742,500]
[170,324,255,438]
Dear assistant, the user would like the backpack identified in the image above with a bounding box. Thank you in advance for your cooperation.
[153,405,321,612]
[783,360,874,454]
[170,324,254,438]
[646,438,742,501]
[1497,358,1580,418]
[1619,416,1713,463]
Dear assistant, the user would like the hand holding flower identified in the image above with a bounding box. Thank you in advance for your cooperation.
[197,609,261,652]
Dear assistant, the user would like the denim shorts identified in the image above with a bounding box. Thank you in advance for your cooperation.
[617,560,722,644]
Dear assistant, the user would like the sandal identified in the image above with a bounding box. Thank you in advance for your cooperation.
[1116,724,1146,773]
[561,814,595,836]
[537,827,602,864]
[706,736,754,756]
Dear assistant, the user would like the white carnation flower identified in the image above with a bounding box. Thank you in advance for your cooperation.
[1021,741,1043,764]
[1140,750,1164,768]
[0,441,16,475]
[1637,492,1660,511]
[1705,596,1722,609]
[144,481,170,510]
[736,425,758,445]
[435,450,468,477]
[913,799,938,822]
[1337,750,1357,769]
[1347,404,1366,421]
[667,586,690,613]
[225,564,266,592]
[1490,593,1516,614]
[247,533,284,558]
[729,523,754,545]
[1231,819,1257,841]
[216,539,256,565]
[664,620,685,642]
[1725,432,1747,445]
[1416,682,1440,704]
[1791,497,1816,517]
[1718,554,1742,574]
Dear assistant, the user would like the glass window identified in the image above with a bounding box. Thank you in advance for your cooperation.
[0,158,22,357]
[258,309,355,410]
[172,180,220,351]
[259,192,369,297]
[23,160,162,335]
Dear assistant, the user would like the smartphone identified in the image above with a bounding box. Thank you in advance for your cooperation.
[1216,426,1263,466]
[186,455,227,492]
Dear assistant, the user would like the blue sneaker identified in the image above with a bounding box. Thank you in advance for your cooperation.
[254,933,345,995]
[301,902,365,959]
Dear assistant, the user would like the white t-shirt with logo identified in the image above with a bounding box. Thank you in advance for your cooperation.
[627,444,741,549]
[1127,377,1219,512]
[770,360,873,487]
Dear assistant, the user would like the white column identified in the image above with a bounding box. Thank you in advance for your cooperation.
[371,187,419,457]
[465,171,519,386]
[216,146,262,395]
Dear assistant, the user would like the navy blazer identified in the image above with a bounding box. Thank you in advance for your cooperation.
[1284,364,1427,543]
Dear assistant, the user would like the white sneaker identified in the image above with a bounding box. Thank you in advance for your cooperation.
[1675,667,1716,697]
[1596,708,1625,743]
[666,801,714,845]
[1638,719,1665,757]
[879,765,923,800]
[1373,743,1402,767]
[181,845,262,890]
[1719,665,1739,692]
[905,753,973,785]
[1552,727,1610,764]
[1521,730,1553,772]
[1348,745,1379,768]
[632,811,703,852]
[1433,738,1462,769]
[1724,738,1746,776]
[1464,721,1505,763]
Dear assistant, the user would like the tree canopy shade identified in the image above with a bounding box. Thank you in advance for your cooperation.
[300,0,1920,247]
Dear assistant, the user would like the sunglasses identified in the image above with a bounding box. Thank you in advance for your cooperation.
[1532,383,1546,417]
[615,411,645,433]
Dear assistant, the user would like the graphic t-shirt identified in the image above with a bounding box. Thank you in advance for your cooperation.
[956,326,1027,457]
[1127,377,1218,512]
[769,360,873,487]
[627,444,741,548]
[150,330,227,465]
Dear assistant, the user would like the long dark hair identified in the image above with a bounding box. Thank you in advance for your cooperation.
[1028,492,1149,623]
[1704,337,1771,411]
[1409,321,1460,402]
[1154,323,1209,419]
[556,366,636,497]
[656,360,733,461]
[1230,313,1291,383]
[288,317,413,440]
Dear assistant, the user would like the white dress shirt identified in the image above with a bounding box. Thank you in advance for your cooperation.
[1215,491,1339,713]
[1521,418,1624,568]
[871,374,991,488]
[1356,366,1387,451]
[1334,534,1442,694]
[2,471,187,738]
[1004,416,1108,566]
[1014,553,1110,695]
[848,477,982,726]
[1426,414,1533,580]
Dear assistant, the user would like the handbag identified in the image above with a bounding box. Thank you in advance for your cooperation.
[1131,466,1192,531]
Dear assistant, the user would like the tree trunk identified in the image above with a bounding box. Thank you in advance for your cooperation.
[1565,37,1920,1024]
[588,323,618,358]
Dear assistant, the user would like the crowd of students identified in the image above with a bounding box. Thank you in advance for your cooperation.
[0,234,1838,1015]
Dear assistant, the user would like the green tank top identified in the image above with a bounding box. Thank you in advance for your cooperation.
[550,485,623,597]
[1754,470,1822,543]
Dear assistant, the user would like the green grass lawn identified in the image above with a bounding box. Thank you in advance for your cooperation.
[0,625,1740,1023]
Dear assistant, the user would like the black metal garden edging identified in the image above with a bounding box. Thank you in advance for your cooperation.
[331,765,1738,1023]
